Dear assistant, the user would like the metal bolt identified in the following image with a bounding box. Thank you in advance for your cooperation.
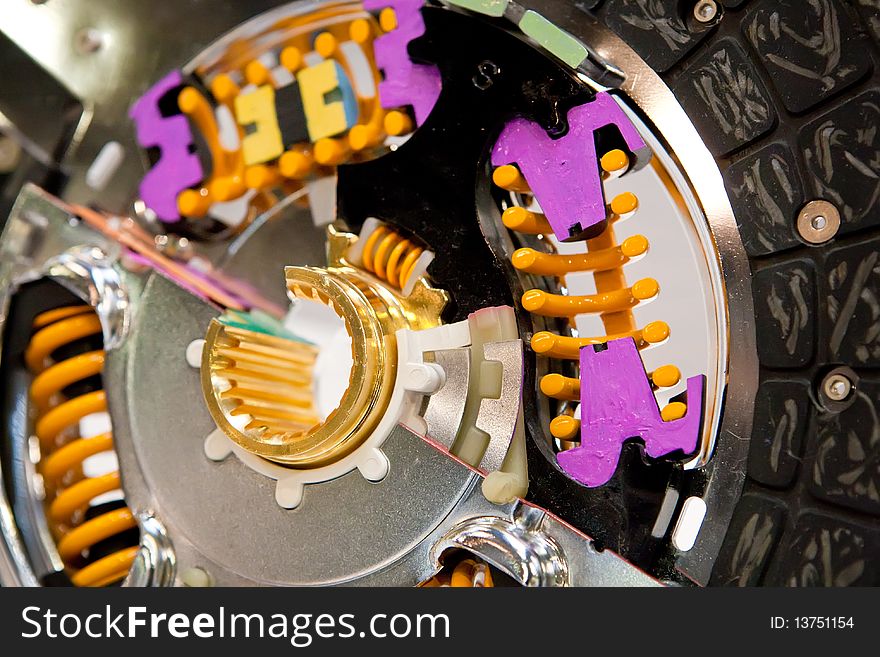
[797,200,840,244]
[74,27,104,54]
[693,0,719,23]
[823,373,852,402]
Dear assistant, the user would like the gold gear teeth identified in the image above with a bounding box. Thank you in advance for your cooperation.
[493,149,686,449]
[210,324,320,438]
[202,230,446,468]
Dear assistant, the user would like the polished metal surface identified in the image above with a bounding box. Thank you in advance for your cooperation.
[433,505,568,587]
[124,514,177,588]
[108,272,477,585]
[474,340,523,473]
[797,199,840,245]
[43,244,130,348]
[423,349,471,450]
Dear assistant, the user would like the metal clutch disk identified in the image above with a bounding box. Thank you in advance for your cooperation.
[0,0,753,587]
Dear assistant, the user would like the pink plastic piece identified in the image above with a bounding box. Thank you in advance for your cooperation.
[556,338,704,487]
[491,92,649,241]
[129,70,203,222]
[365,0,441,125]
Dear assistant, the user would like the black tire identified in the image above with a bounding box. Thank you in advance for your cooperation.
[585,0,880,586]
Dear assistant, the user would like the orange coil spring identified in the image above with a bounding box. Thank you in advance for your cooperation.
[26,305,138,587]
[361,225,425,290]
[420,559,495,587]
[493,151,684,450]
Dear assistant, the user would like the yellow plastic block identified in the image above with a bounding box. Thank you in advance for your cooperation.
[234,85,284,166]
[297,59,355,142]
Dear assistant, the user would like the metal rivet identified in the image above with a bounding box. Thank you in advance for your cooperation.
[693,0,719,23]
[817,366,858,414]
[74,28,104,54]
[823,373,852,402]
[797,200,840,244]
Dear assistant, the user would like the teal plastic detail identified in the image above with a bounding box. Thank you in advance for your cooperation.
[518,10,588,69]
[219,309,310,343]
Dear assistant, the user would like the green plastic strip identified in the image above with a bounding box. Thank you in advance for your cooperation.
[220,309,310,343]
[446,0,508,17]
[518,10,588,69]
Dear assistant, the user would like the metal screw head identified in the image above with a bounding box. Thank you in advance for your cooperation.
[693,0,719,23]
[823,373,852,401]
[797,200,840,244]
[817,366,858,413]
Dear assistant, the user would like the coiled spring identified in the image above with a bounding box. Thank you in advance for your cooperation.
[420,558,494,587]
[494,150,685,451]
[26,305,138,586]
[360,225,426,291]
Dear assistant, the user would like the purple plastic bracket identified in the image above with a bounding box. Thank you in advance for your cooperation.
[364,0,441,125]
[129,70,204,222]
[556,338,705,488]
[491,92,650,241]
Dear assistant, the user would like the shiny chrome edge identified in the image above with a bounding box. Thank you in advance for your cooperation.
[0,184,140,586]
[428,495,662,587]
[432,503,570,586]
[124,514,177,587]
[43,244,131,349]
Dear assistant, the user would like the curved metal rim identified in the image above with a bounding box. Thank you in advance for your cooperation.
[518,0,758,583]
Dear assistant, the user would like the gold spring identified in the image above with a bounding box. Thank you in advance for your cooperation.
[26,305,139,587]
[493,150,685,450]
[419,558,495,588]
[360,225,425,290]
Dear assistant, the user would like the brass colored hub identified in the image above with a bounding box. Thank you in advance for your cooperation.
[202,226,446,468]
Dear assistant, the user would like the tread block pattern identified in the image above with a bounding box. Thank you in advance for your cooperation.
[724,142,804,256]
[775,512,879,586]
[711,494,787,586]
[593,0,880,587]
[753,259,816,368]
[749,379,810,488]
[810,379,880,516]
[853,0,880,44]
[744,0,871,113]
[825,238,880,366]
[800,89,880,235]
[673,38,776,155]
[603,0,709,73]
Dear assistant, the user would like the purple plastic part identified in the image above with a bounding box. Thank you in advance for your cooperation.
[364,0,441,125]
[556,338,705,488]
[129,70,204,222]
[491,92,649,241]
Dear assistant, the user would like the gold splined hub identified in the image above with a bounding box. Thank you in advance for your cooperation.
[201,227,446,468]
